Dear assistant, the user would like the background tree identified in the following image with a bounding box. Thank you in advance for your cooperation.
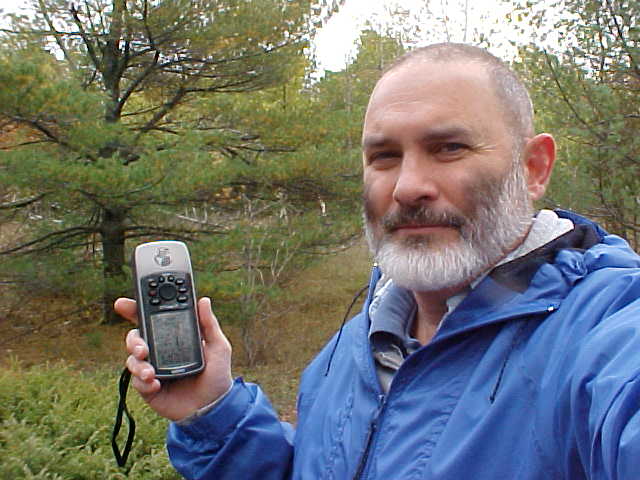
[511,0,640,247]
[0,0,346,323]
[214,29,405,364]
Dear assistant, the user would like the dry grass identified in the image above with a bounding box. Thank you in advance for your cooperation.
[0,299,130,369]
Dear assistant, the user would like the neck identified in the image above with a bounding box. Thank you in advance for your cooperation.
[410,286,463,344]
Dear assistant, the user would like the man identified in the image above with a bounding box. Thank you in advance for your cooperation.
[118,43,640,479]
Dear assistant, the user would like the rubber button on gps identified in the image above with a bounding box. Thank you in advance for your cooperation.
[159,284,177,301]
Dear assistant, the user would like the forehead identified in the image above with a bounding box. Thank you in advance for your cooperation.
[363,60,508,139]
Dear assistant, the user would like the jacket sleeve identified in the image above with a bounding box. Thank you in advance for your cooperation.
[166,377,294,479]
[570,300,640,479]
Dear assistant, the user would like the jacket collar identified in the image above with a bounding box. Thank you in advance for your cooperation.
[489,218,602,293]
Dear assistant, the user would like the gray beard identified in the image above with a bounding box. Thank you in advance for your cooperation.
[364,161,533,292]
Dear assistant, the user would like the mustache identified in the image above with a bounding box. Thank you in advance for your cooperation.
[379,207,467,233]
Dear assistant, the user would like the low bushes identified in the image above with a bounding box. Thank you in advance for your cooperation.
[0,361,180,479]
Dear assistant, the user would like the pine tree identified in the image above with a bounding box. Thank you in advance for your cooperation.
[0,0,345,322]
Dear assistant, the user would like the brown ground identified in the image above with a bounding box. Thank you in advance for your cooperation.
[0,299,131,369]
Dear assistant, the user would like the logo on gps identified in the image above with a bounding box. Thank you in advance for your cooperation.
[154,247,172,267]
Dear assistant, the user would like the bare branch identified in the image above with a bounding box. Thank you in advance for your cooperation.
[605,0,640,79]
[173,213,227,229]
[10,114,70,147]
[134,87,187,138]
[0,139,51,150]
[543,51,607,142]
[69,3,102,73]
[0,193,48,209]
[0,226,97,255]
[37,0,77,72]
[115,50,160,117]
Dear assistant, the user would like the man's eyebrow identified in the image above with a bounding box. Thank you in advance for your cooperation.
[420,126,474,142]
[362,126,475,150]
[362,134,391,150]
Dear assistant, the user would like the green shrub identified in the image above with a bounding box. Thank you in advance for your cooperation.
[0,361,181,479]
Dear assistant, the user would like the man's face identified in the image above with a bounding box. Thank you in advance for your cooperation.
[362,60,534,291]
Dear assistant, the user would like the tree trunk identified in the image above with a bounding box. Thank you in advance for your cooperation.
[100,207,127,324]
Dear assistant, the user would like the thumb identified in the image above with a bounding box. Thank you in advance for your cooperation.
[197,297,229,347]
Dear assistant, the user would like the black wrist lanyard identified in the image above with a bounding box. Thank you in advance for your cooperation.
[112,368,136,468]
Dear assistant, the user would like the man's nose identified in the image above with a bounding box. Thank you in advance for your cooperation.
[392,154,440,206]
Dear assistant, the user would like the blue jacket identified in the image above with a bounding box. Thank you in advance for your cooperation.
[167,211,640,479]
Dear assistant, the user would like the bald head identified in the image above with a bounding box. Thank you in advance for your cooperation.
[379,43,534,146]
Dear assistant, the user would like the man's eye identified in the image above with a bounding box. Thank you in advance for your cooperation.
[368,151,400,165]
[439,143,468,153]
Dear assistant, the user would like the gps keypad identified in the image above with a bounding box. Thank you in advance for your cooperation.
[142,273,192,307]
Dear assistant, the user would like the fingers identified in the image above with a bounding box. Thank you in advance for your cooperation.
[130,368,161,397]
[125,329,161,396]
[114,297,138,325]
[125,353,155,381]
[125,328,147,358]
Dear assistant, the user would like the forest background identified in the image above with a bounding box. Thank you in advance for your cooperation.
[0,0,638,478]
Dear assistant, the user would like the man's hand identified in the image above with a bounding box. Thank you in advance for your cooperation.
[116,297,233,422]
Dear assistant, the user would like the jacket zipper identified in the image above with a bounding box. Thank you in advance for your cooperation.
[352,394,386,480]
[351,264,384,480]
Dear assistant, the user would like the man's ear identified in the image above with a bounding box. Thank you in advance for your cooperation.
[522,133,556,201]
